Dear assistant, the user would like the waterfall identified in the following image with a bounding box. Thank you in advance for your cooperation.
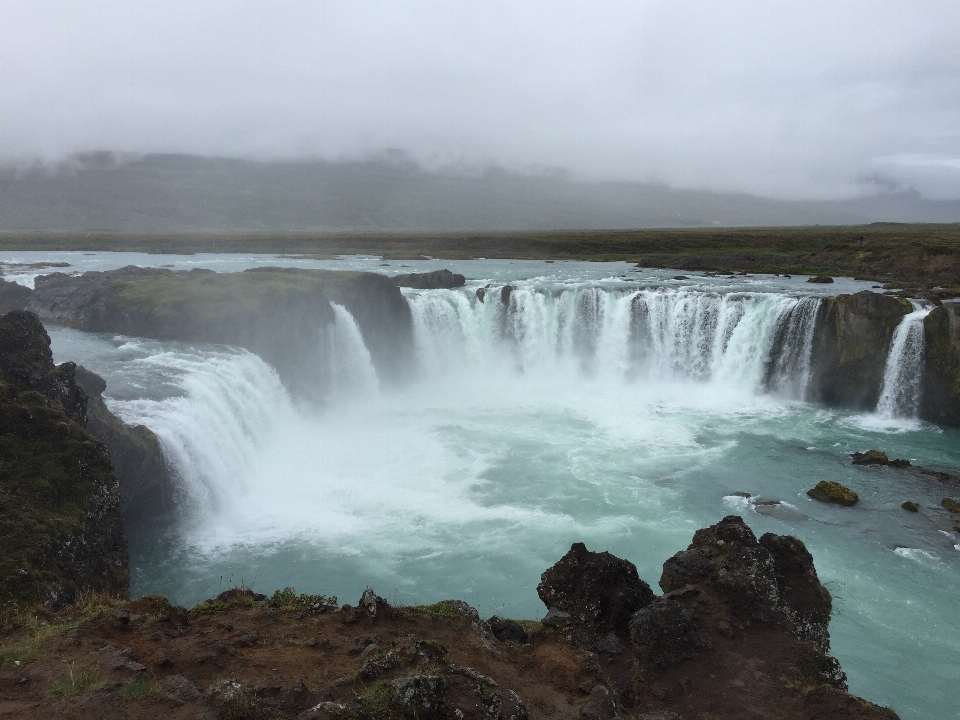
[328,303,380,399]
[107,348,295,514]
[876,301,933,419]
[403,285,822,397]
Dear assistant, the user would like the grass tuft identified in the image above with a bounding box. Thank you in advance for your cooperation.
[46,666,104,698]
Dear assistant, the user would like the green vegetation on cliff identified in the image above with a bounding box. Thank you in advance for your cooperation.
[0,311,128,613]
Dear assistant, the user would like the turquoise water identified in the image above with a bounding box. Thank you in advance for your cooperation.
[23,254,960,719]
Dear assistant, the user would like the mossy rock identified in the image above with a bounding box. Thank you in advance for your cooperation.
[807,276,834,283]
[941,498,960,514]
[901,501,919,513]
[807,481,859,507]
[0,311,128,611]
[852,449,888,465]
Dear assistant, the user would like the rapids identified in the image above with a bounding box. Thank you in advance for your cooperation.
[9,252,957,720]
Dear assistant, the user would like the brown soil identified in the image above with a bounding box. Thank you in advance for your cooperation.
[0,590,897,720]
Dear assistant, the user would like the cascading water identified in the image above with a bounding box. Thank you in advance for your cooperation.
[328,303,380,399]
[876,301,933,419]
[40,261,960,720]
[106,347,295,516]
[406,285,821,398]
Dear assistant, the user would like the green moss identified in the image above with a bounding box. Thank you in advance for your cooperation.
[116,675,154,700]
[807,481,859,507]
[268,587,337,613]
[941,498,960,514]
[414,601,461,619]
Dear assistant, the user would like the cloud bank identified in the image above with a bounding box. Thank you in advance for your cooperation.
[2,0,959,200]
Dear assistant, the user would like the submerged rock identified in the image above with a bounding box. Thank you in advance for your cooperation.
[807,481,859,507]
[902,501,920,513]
[852,449,889,465]
[941,497,960,514]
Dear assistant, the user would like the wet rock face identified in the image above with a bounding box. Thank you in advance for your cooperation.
[74,365,175,530]
[809,291,911,410]
[537,542,654,640]
[0,310,128,610]
[921,300,960,426]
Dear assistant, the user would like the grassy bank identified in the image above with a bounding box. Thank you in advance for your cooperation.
[3,223,960,290]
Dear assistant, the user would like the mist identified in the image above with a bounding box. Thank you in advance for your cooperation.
[2,1,960,201]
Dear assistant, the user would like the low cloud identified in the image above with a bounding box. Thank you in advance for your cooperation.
[2,0,959,200]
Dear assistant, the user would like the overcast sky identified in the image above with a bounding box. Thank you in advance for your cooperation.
[2,1,960,200]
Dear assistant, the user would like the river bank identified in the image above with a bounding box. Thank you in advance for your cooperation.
[2,224,959,297]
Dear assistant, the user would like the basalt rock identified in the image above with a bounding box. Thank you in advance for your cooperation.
[392,269,465,289]
[658,517,834,652]
[852,449,889,465]
[537,542,654,642]
[74,365,175,529]
[920,300,960,426]
[809,291,911,409]
[0,277,32,314]
[0,310,128,610]
[807,481,859,507]
[27,266,414,400]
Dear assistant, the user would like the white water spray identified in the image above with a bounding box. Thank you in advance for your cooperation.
[405,286,821,398]
[876,301,933,419]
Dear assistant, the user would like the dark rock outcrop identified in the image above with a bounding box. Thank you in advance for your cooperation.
[27,266,414,399]
[809,291,911,409]
[807,480,859,507]
[656,516,836,660]
[534,517,896,718]
[807,275,834,283]
[0,277,32,313]
[74,365,175,528]
[392,269,466,289]
[0,310,128,610]
[537,541,654,641]
[921,300,960,426]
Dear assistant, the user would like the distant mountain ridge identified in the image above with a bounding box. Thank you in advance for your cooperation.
[2,153,959,231]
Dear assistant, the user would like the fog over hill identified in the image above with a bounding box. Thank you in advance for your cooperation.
[2,153,960,232]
